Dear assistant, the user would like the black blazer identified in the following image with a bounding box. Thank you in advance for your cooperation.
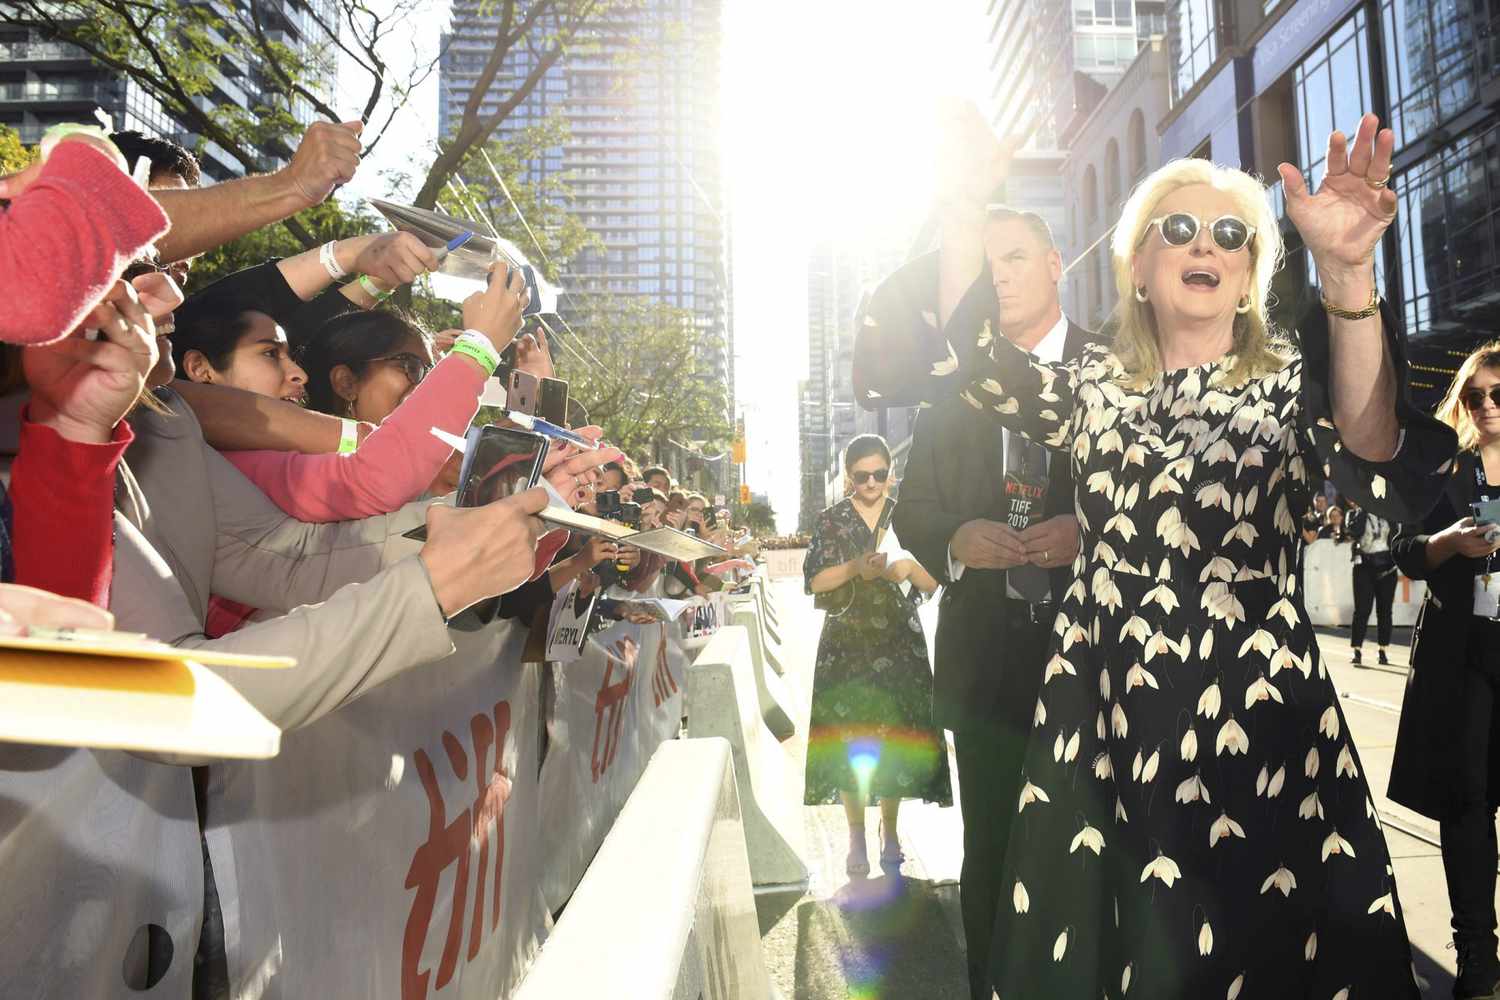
[1388,451,1498,818]
[892,318,1095,734]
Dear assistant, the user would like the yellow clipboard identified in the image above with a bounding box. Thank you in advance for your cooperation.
[0,648,282,758]
[0,634,295,669]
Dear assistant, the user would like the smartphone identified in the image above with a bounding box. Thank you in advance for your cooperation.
[1474,498,1500,526]
[402,425,549,542]
[508,369,539,415]
[538,377,569,426]
[631,488,656,505]
[518,263,542,317]
[457,424,549,508]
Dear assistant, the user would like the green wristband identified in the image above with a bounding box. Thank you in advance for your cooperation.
[449,330,500,376]
[356,274,393,301]
[337,417,360,455]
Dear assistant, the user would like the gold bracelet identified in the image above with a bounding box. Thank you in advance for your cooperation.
[1320,283,1380,321]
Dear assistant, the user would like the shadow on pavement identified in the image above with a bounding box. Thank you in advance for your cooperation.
[1414,942,1455,998]
[792,875,969,999]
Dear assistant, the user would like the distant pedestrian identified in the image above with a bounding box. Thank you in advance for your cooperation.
[1344,499,1396,666]
[803,434,950,878]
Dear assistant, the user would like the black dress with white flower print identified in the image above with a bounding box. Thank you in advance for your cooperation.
[802,497,953,807]
[921,315,1454,999]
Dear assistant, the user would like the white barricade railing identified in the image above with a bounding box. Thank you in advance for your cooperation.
[727,595,796,740]
[537,622,685,914]
[513,738,772,1000]
[0,564,796,996]
[685,626,808,889]
[205,623,549,1000]
[1302,538,1426,628]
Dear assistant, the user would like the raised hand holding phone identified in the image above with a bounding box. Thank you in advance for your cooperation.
[461,263,529,351]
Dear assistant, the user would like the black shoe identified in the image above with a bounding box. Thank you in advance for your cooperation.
[1379,649,1391,666]
[1453,939,1500,999]
[1352,649,1363,666]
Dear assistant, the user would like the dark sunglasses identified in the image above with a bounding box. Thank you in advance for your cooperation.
[369,352,432,386]
[1462,386,1500,410]
[851,468,890,485]
[1142,212,1256,253]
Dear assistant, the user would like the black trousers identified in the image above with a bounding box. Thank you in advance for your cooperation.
[951,608,1050,1000]
[1351,561,1396,648]
[1440,621,1500,949]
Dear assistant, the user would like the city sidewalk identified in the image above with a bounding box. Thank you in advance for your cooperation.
[757,577,1480,998]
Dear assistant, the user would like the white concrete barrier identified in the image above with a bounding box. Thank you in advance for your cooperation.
[728,599,797,740]
[1303,539,1426,629]
[686,627,808,888]
[513,738,772,1000]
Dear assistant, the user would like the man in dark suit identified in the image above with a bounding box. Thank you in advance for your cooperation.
[889,206,1093,1000]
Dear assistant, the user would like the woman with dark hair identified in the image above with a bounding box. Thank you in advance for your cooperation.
[172,292,308,403]
[804,433,949,878]
[1390,340,1500,998]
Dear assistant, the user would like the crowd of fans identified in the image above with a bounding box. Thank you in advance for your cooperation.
[0,120,762,983]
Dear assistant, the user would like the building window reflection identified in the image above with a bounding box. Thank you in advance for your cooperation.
[1394,122,1500,367]
[1293,11,1373,194]
[1381,0,1477,149]
[1168,0,1217,102]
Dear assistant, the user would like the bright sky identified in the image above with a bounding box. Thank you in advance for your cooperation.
[345,0,992,532]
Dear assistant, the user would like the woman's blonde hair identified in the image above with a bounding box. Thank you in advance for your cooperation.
[1435,339,1500,451]
[1109,158,1290,387]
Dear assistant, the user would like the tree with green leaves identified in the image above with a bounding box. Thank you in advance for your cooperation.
[0,0,631,253]
[550,294,729,463]
[0,124,33,174]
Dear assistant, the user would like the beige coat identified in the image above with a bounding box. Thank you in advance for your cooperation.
[111,389,456,731]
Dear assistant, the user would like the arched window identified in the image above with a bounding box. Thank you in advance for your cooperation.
[1105,139,1122,209]
[1084,165,1098,224]
[1128,109,1147,178]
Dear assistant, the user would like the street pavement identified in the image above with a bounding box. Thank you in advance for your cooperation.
[756,575,1485,999]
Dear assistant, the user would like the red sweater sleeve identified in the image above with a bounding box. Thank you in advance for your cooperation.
[0,142,170,345]
[10,409,133,606]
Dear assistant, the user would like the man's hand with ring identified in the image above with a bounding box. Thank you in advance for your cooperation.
[1019,515,1081,569]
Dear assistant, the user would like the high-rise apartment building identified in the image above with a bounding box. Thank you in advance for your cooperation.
[439,0,733,493]
[0,1,337,181]
[798,237,914,532]
[982,0,1166,237]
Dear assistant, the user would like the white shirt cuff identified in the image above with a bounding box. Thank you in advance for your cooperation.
[947,544,966,583]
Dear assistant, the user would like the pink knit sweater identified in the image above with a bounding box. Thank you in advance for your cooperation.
[0,142,170,345]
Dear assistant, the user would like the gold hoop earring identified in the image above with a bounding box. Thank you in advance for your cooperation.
[1134,286,1149,303]
[1236,295,1252,314]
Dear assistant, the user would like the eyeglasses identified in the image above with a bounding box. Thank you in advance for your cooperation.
[1462,386,1500,411]
[1141,212,1257,253]
[851,468,890,485]
[369,352,432,386]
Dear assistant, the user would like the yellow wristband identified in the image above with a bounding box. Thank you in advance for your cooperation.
[337,417,359,455]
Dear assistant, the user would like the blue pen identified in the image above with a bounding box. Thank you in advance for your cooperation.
[506,411,599,450]
[435,230,476,262]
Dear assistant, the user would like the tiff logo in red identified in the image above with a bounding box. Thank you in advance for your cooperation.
[650,624,678,709]
[591,636,638,783]
[401,701,512,1000]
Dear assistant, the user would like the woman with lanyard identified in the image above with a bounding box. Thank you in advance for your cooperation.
[1344,497,1397,666]
[1390,341,1500,1000]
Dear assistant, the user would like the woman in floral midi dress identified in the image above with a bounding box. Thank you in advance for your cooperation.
[865,116,1457,997]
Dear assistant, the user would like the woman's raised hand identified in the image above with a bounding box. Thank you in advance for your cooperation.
[1279,113,1398,280]
[461,263,529,350]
